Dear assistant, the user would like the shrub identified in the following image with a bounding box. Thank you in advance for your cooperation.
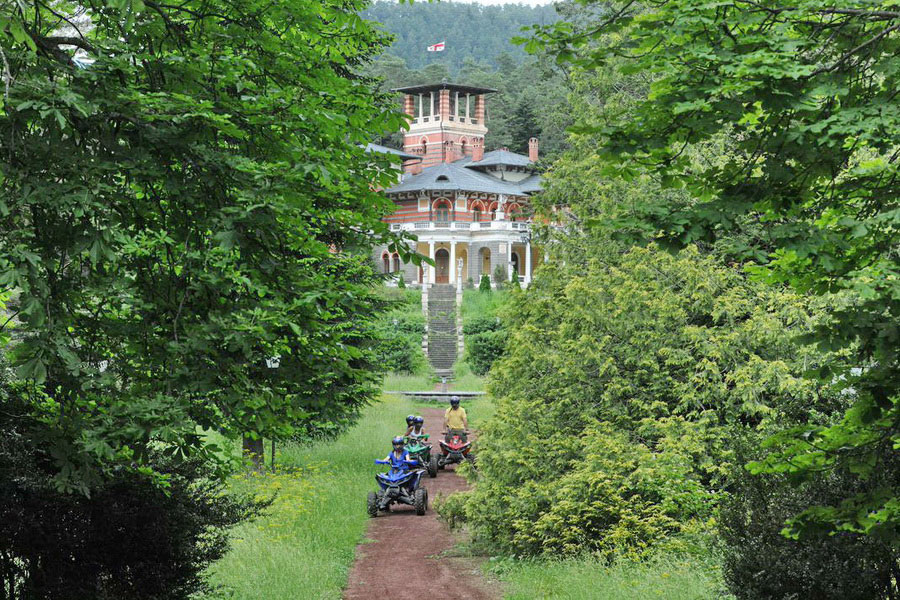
[466,328,508,376]
[397,273,406,288]
[479,274,491,292]
[466,277,475,289]
[463,314,502,336]
[493,264,507,287]
[719,442,898,600]
[0,379,264,600]
[457,246,836,557]
[511,270,521,289]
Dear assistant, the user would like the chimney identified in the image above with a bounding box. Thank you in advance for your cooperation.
[472,138,484,162]
[528,137,539,162]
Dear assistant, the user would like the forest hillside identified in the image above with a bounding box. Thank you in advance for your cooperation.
[361,1,559,72]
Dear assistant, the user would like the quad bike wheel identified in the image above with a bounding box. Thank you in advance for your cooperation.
[414,487,427,516]
[428,453,438,478]
[465,454,477,470]
[366,491,378,518]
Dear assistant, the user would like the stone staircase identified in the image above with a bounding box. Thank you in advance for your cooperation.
[426,284,457,378]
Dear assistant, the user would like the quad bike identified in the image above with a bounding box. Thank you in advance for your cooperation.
[431,431,475,472]
[405,435,437,478]
[367,459,428,517]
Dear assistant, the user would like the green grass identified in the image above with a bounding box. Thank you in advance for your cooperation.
[461,288,510,324]
[493,553,732,600]
[204,394,416,599]
[383,371,434,391]
[450,357,486,391]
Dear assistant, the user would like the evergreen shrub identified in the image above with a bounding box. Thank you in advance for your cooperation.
[479,274,491,292]
[450,246,835,558]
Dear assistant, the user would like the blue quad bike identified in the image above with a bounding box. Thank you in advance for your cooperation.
[367,459,428,517]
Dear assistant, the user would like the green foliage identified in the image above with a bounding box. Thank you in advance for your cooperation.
[374,288,427,375]
[479,274,491,292]
[0,0,406,495]
[526,0,900,540]
[465,277,474,290]
[493,264,507,287]
[456,245,835,557]
[720,442,898,599]
[0,364,263,599]
[465,329,508,377]
[461,289,510,377]
[397,273,406,289]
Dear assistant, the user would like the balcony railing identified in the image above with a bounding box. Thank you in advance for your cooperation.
[392,221,530,234]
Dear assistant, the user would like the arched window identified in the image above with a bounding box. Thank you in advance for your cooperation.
[507,203,521,222]
[473,208,481,222]
[392,254,401,272]
[460,138,468,157]
[382,253,390,273]
[433,199,452,223]
[420,137,428,156]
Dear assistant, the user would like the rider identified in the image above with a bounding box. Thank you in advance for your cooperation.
[443,396,468,443]
[405,414,416,433]
[406,415,427,442]
[380,436,419,471]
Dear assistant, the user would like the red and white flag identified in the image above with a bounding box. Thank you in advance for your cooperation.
[427,41,445,52]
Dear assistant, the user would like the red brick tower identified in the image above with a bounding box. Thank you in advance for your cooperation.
[393,82,495,173]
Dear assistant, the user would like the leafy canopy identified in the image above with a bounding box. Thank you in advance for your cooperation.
[524,0,900,541]
[0,0,409,492]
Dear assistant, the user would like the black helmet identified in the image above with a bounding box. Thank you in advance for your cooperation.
[414,415,424,425]
[405,414,416,426]
[450,396,460,406]
[392,436,405,448]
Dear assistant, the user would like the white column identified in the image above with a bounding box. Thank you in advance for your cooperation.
[449,241,456,285]
[525,241,532,285]
[454,92,459,118]
[428,240,435,284]
[465,94,470,120]
[507,240,513,282]
[418,94,423,120]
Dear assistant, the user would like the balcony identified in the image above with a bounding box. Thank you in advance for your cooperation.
[390,221,529,234]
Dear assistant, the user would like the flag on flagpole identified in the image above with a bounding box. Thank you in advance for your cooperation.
[427,41,445,52]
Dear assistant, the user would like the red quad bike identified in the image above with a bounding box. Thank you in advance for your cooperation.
[431,431,475,472]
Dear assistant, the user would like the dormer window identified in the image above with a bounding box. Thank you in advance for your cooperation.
[436,175,449,182]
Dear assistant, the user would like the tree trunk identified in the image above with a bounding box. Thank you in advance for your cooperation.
[242,435,265,471]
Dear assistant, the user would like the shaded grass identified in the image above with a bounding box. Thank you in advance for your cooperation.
[493,553,733,600]
[204,394,415,599]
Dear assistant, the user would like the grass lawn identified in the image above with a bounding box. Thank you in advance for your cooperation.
[204,394,418,599]
[493,553,733,600]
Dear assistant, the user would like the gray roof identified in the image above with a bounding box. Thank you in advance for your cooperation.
[364,143,421,162]
[392,82,497,96]
[386,161,540,196]
[517,174,543,194]
[466,149,532,169]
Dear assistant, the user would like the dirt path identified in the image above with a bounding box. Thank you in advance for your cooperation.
[343,407,498,600]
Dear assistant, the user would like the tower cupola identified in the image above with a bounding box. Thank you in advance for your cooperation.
[393,82,496,172]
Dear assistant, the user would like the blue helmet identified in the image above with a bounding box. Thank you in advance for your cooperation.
[406,414,416,426]
[414,415,424,425]
[392,436,405,447]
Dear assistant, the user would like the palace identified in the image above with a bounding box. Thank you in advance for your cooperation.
[372,82,541,288]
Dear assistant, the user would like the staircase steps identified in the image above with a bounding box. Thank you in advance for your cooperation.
[426,284,458,375]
